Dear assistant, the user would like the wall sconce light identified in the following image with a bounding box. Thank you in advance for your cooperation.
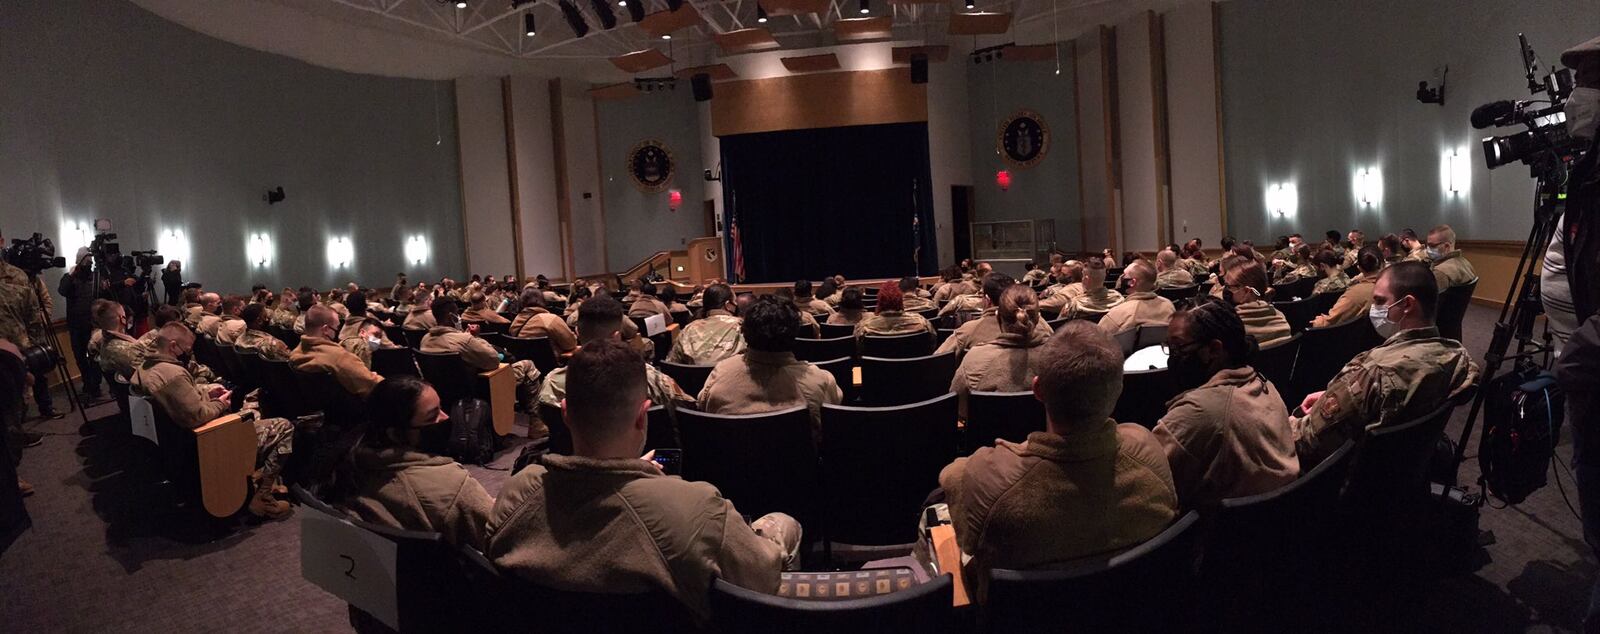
[326,236,354,269]
[158,228,191,272]
[247,232,274,268]
[1355,167,1383,207]
[1266,182,1297,217]
[404,235,429,265]
[59,219,91,262]
[1442,147,1471,196]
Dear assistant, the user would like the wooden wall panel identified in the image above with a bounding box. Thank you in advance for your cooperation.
[710,68,927,136]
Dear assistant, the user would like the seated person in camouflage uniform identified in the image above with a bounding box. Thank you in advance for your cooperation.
[1099,261,1175,335]
[337,290,399,369]
[133,323,295,519]
[402,293,437,331]
[699,296,843,439]
[668,284,745,365]
[855,282,938,346]
[538,294,693,413]
[628,283,672,321]
[190,292,221,332]
[234,304,292,362]
[772,289,822,338]
[1063,260,1125,321]
[1039,260,1087,315]
[949,285,1050,418]
[1311,248,1350,296]
[938,273,1057,357]
[291,305,384,399]
[1313,246,1383,329]
[1154,250,1195,289]
[826,289,871,326]
[511,289,580,356]
[1426,224,1478,292]
[463,291,511,325]
[900,276,936,313]
[1224,260,1292,350]
[1292,262,1480,467]
[92,299,147,380]
[1021,261,1048,286]
[420,301,542,413]
[793,280,834,316]
[205,295,247,344]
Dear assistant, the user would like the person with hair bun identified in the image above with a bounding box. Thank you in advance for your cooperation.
[1311,248,1351,296]
[1151,300,1298,509]
[1312,245,1384,329]
[1223,260,1292,349]
[948,285,1049,417]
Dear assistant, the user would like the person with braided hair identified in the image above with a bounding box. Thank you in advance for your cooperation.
[1150,300,1298,509]
[949,285,1050,418]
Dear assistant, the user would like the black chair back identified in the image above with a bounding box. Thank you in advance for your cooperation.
[260,359,316,419]
[1312,288,1342,317]
[1046,316,1068,331]
[820,394,958,548]
[965,391,1044,451]
[1287,317,1383,409]
[400,328,426,350]
[228,345,260,393]
[985,511,1201,633]
[380,324,406,349]
[819,323,856,338]
[192,336,226,380]
[1273,296,1320,334]
[812,356,857,405]
[1113,327,1139,355]
[859,352,957,406]
[371,346,420,378]
[1134,324,1168,350]
[659,361,715,399]
[1198,441,1356,628]
[860,332,934,359]
[1436,279,1478,342]
[1252,334,1302,410]
[474,556,697,633]
[678,406,820,527]
[1342,397,1464,516]
[498,335,560,375]
[1156,285,1198,303]
[709,574,954,633]
[146,396,204,506]
[794,336,856,363]
[478,320,509,336]
[1112,367,1182,428]
[414,351,476,407]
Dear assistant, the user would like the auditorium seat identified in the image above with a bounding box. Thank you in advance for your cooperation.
[1156,284,1198,303]
[660,360,714,399]
[794,336,856,363]
[914,307,939,322]
[227,345,261,395]
[1287,317,1382,409]
[820,393,958,560]
[1342,392,1471,519]
[381,324,406,349]
[414,351,478,409]
[476,320,509,336]
[812,356,857,404]
[1198,441,1356,629]
[496,334,560,375]
[985,511,1200,633]
[935,329,957,346]
[1253,334,1301,411]
[1312,288,1343,317]
[861,333,934,359]
[819,323,856,338]
[1273,296,1320,334]
[146,397,258,519]
[1436,279,1477,342]
[260,358,318,419]
[400,328,426,350]
[965,390,1045,452]
[1113,327,1140,356]
[709,573,954,633]
[293,486,502,632]
[192,336,226,380]
[1133,324,1169,351]
[1112,366,1181,428]
[859,352,957,406]
[678,406,821,530]
[371,346,420,379]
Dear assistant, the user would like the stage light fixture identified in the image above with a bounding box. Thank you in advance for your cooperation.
[1265,182,1298,217]
[588,0,617,29]
[558,0,589,37]
[859,0,870,13]
[524,12,536,36]
[757,6,768,22]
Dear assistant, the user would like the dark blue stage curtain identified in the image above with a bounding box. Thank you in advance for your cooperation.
[720,122,938,283]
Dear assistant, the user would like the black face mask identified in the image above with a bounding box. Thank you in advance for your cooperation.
[1167,345,1214,391]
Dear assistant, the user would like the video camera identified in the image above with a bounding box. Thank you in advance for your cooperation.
[2,233,67,275]
[1473,34,1585,174]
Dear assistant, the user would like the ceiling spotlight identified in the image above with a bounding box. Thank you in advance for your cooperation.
[662,34,672,40]
[455,1,466,8]
[859,0,870,13]
[524,12,536,36]
[618,0,627,5]
[965,0,974,7]
[757,6,768,22]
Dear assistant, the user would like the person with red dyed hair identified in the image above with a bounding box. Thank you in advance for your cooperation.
[853,281,936,345]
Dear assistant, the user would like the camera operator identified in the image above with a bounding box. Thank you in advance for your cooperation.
[161,261,182,307]
[57,254,105,403]
[1548,35,1600,631]
[0,229,59,421]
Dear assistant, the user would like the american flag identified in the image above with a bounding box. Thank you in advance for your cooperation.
[729,197,745,283]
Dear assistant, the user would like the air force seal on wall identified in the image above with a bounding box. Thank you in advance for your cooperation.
[997,110,1049,169]
[628,139,675,193]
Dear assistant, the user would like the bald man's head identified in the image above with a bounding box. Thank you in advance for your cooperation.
[1156,250,1178,271]
[1126,260,1156,292]
[200,293,221,313]
[304,305,340,340]
[149,323,195,359]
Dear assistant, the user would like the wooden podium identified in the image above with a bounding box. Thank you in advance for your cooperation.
[686,236,724,283]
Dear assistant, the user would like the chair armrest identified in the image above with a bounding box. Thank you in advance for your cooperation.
[477,364,516,436]
[929,525,970,607]
[192,413,256,518]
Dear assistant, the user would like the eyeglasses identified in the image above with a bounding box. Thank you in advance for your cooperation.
[1160,341,1201,356]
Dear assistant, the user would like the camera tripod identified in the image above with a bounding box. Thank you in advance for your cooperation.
[22,270,90,426]
[1449,164,1567,479]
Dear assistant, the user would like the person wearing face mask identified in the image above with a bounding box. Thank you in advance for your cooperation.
[420,300,544,421]
[290,305,384,399]
[1291,262,1480,467]
[1399,228,1430,263]
[92,299,148,380]
[1425,224,1477,291]
[1223,260,1292,350]
[1312,246,1384,329]
[337,290,398,369]
[1311,248,1351,296]
[487,337,801,622]
[336,376,493,547]
[133,323,296,519]
[1151,301,1298,510]
[234,304,291,362]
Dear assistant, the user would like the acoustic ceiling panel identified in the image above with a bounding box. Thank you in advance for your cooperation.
[610,48,673,73]
[714,28,782,55]
[780,53,842,73]
[835,17,893,42]
[588,82,640,100]
[948,12,1013,35]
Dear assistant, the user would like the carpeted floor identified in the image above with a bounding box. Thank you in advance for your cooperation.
[0,303,1593,632]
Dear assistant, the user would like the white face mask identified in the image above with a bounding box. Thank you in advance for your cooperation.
[1426,246,1446,261]
[1369,301,1398,338]
[1569,87,1600,141]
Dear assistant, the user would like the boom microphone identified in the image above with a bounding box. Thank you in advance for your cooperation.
[1471,100,1521,129]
